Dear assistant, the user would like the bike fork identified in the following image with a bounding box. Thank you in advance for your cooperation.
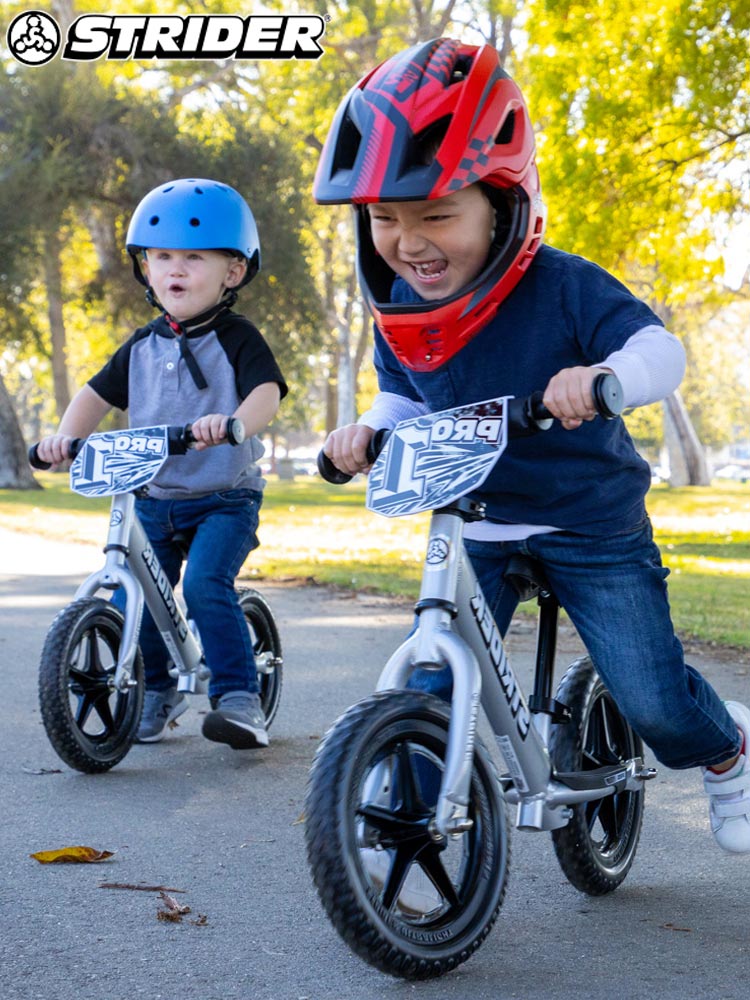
[376,510,482,839]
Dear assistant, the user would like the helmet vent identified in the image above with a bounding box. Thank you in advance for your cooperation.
[450,54,473,84]
[149,215,159,226]
[190,217,200,227]
[495,110,515,145]
[335,115,362,172]
[195,186,204,194]
[414,116,451,165]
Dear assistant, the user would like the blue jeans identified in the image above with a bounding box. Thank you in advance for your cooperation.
[120,489,262,699]
[409,519,740,770]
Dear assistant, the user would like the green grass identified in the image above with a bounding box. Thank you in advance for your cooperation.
[1,474,748,648]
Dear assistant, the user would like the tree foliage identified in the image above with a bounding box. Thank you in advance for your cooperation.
[0,1,324,456]
[1,0,748,486]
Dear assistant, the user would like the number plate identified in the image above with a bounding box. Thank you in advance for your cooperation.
[366,398,509,517]
[70,426,169,497]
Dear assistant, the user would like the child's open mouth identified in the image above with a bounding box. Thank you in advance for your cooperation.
[410,260,447,283]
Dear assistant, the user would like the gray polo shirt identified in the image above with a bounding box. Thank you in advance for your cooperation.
[89,311,287,499]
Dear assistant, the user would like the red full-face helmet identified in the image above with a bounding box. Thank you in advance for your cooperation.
[314,38,546,372]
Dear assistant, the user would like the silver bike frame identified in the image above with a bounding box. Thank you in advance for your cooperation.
[376,507,651,838]
[74,492,207,694]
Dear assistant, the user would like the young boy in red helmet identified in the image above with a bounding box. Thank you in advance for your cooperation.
[317,38,750,853]
[36,179,287,750]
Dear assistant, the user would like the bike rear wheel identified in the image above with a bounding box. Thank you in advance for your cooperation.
[305,691,510,980]
[550,655,645,894]
[38,598,144,773]
[237,588,283,727]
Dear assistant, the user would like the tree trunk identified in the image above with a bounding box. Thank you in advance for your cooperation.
[336,322,356,427]
[662,390,710,486]
[0,374,41,489]
[43,228,71,421]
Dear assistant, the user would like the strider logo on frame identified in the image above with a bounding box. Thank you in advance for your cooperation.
[7,11,326,64]
[470,587,531,739]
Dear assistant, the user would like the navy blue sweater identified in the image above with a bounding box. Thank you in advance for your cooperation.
[374,245,661,535]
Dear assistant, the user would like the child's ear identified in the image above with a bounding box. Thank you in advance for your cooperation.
[225,257,247,288]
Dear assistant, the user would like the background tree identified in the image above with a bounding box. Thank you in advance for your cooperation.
[1,0,748,488]
[521,0,750,481]
[0,1,324,485]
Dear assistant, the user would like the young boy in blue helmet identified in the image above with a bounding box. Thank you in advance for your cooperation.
[36,178,287,750]
[317,38,750,853]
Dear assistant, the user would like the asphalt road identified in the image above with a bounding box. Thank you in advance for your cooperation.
[1,526,749,1000]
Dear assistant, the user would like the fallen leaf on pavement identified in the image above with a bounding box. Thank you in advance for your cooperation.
[159,891,191,914]
[30,846,115,864]
[156,890,192,922]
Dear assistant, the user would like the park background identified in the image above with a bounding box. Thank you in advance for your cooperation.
[0,0,748,646]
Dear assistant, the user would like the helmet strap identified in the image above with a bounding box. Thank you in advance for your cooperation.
[156,289,239,392]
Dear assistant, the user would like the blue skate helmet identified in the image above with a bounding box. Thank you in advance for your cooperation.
[126,178,261,292]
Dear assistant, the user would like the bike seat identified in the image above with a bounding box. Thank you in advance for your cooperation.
[172,530,195,558]
[504,554,555,603]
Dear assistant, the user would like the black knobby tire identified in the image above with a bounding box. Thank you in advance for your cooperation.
[305,691,510,980]
[237,588,283,727]
[549,656,645,894]
[38,598,144,774]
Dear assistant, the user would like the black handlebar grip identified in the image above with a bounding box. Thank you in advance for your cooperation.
[527,371,623,426]
[317,450,353,485]
[316,428,392,485]
[178,418,246,452]
[225,417,245,446]
[28,438,83,470]
[591,372,624,419]
[28,444,51,471]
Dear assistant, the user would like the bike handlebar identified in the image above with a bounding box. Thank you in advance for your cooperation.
[28,418,245,471]
[317,372,623,485]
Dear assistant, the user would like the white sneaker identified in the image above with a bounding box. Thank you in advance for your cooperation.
[703,701,750,854]
[360,847,442,916]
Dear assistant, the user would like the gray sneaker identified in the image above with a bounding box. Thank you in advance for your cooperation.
[136,687,188,743]
[202,691,269,749]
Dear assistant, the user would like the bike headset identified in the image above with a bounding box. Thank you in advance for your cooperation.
[125,178,261,389]
[313,37,546,373]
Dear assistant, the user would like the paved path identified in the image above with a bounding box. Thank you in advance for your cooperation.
[1,527,748,1000]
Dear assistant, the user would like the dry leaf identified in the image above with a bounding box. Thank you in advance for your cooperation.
[157,909,183,923]
[190,914,208,926]
[30,846,115,864]
[159,891,191,915]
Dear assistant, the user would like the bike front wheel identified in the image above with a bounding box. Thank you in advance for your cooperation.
[305,691,510,980]
[38,598,144,773]
[550,655,645,894]
[237,588,283,727]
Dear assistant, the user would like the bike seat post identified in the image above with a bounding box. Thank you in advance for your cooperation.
[530,591,559,741]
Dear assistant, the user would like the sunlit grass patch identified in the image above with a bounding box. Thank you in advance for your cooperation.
[2,473,748,647]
